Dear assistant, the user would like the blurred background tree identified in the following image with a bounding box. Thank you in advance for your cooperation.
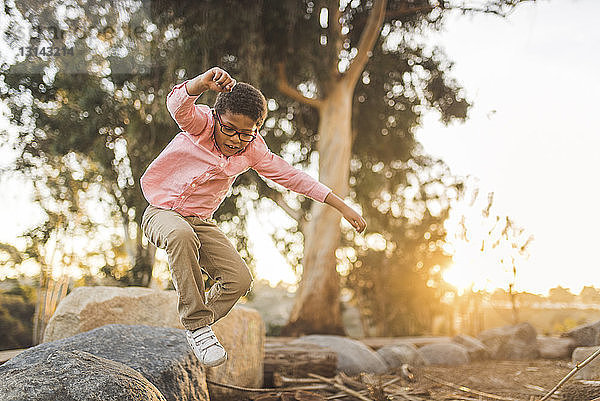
[1,0,535,338]
[0,282,36,350]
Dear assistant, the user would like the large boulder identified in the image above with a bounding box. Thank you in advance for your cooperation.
[42,286,265,399]
[452,334,490,361]
[418,343,470,366]
[477,322,539,360]
[563,320,600,347]
[0,350,166,401]
[43,286,183,342]
[572,346,600,380]
[537,336,576,359]
[376,344,427,369]
[2,324,209,401]
[291,335,388,375]
[208,305,265,400]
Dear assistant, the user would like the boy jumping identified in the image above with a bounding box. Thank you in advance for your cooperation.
[140,67,367,367]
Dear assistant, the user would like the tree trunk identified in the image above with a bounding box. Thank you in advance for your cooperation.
[281,85,353,336]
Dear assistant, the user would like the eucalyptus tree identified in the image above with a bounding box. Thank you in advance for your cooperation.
[1,0,534,336]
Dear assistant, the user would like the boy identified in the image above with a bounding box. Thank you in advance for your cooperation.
[140,67,366,367]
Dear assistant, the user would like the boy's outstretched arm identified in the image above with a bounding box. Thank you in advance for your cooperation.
[324,192,367,234]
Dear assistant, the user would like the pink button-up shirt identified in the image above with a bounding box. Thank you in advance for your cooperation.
[140,80,332,219]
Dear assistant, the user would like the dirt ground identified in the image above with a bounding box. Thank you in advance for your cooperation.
[411,359,572,400]
[251,359,573,401]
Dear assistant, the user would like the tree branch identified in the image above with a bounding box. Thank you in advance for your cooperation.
[277,62,324,110]
[385,1,537,19]
[344,0,388,86]
[329,2,344,81]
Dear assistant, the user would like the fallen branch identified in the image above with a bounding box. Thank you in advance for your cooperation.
[423,374,521,401]
[205,378,329,393]
[539,347,600,401]
[273,373,322,387]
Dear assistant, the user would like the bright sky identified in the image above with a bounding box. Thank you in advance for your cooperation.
[2,0,599,296]
[412,0,600,294]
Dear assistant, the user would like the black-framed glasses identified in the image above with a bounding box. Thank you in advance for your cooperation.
[213,111,257,143]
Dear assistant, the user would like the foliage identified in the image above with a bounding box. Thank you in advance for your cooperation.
[341,153,461,335]
[1,0,533,334]
[0,283,36,350]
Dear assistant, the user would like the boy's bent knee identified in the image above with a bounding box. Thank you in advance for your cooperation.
[165,227,199,247]
[238,270,253,295]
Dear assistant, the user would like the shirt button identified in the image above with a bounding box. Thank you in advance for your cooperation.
[191,183,196,187]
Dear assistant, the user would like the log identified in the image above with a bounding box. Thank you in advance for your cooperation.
[264,342,337,387]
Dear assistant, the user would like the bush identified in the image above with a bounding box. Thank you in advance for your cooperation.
[0,284,36,350]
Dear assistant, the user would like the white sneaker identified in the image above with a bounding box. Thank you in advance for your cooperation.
[185,325,227,367]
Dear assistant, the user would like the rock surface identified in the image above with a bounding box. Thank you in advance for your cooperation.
[418,343,470,366]
[0,350,166,401]
[563,320,600,347]
[2,324,209,401]
[537,336,576,359]
[42,285,265,399]
[208,305,265,400]
[376,343,427,368]
[452,334,490,361]
[291,335,388,375]
[43,286,183,342]
[572,346,600,380]
[477,322,539,360]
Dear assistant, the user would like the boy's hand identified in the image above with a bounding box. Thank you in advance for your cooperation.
[324,192,367,234]
[187,67,237,95]
[343,207,367,234]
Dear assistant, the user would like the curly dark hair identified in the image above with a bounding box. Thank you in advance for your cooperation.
[214,82,267,127]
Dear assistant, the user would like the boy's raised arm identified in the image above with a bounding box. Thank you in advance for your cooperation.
[186,67,236,95]
[166,67,236,135]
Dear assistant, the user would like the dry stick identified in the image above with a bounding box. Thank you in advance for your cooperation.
[423,374,521,401]
[308,373,375,401]
[539,346,600,401]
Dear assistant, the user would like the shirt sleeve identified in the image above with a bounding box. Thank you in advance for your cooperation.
[165,80,211,135]
[250,135,332,203]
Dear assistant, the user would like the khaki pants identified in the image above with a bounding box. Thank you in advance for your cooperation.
[141,205,253,330]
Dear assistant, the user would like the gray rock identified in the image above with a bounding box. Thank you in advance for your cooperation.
[537,336,575,359]
[43,285,264,399]
[291,335,388,375]
[0,350,166,401]
[477,322,539,360]
[563,320,600,347]
[418,343,470,366]
[452,334,490,361]
[376,344,427,368]
[207,305,265,400]
[572,346,600,380]
[2,324,209,401]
